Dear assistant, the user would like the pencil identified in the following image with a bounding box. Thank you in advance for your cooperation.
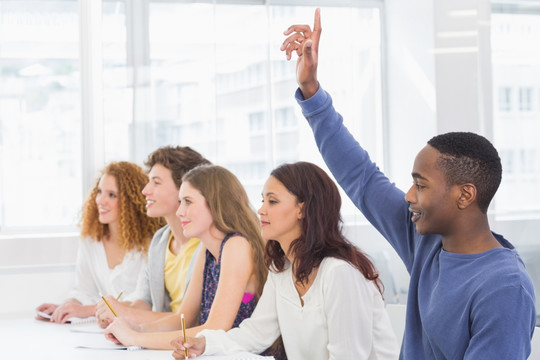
[101,295,118,317]
[116,291,123,301]
[181,313,188,359]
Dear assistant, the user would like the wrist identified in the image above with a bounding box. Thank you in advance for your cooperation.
[299,79,319,99]
[87,304,97,318]
[132,330,144,346]
[138,321,147,332]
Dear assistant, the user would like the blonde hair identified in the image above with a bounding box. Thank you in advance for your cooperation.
[79,161,166,252]
[183,165,267,298]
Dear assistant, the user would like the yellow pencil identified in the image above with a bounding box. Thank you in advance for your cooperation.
[181,313,188,359]
[101,295,118,317]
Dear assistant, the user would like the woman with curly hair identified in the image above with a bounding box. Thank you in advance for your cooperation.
[36,161,165,323]
[171,162,399,360]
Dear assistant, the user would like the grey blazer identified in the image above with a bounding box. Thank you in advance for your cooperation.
[131,225,200,312]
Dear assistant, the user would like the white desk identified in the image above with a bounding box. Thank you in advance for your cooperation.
[0,317,273,359]
[0,317,172,360]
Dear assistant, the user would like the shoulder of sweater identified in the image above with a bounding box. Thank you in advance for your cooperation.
[149,225,170,246]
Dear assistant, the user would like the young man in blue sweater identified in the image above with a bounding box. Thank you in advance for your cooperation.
[280,9,536,360]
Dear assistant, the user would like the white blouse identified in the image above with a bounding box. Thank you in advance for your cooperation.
[68,238,147,305]
[199,257,399,360]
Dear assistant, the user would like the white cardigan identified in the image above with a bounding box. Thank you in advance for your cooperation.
[199,257,399,360]
[68,237,146,305]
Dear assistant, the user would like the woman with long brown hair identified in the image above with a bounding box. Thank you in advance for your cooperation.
[172,162,399,359]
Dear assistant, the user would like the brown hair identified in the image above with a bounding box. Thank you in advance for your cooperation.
[79,161,165,252]
[182,165,267,298]
[144,146,211,188]
[265,162,383,294]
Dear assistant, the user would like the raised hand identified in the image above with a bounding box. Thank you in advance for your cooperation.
[280,8,322,99]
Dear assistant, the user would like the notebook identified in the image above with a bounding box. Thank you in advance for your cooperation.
[196,354,274,359]
[73,332,143,351]
[36,311,97,325]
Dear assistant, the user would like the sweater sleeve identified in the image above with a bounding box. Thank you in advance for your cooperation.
[200,274,281,356]
[464,284,536,360]
[296,86,418,271]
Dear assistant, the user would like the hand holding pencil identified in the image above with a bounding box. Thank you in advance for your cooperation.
[95,292,123,328]
[171,318,206,360]
[181,314,188,359]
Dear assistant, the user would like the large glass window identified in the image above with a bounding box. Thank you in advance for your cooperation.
[0,0,81,232]
[107,2,383,222]
[491,3,540,326]
[491,10,540,217]
[0,0,383,259]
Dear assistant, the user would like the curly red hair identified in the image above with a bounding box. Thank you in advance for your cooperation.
[79,161,165,252]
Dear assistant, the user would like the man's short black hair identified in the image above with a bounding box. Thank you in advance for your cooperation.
[428,132,502,213]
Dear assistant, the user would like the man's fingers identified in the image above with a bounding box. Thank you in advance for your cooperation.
[313,8,321,33]
[304,39,313,55]
[283,24,312,36]
[281,32,308,51]
[310,8,322,52]
[282,41,303,60]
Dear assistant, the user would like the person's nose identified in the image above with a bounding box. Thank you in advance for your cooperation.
[258,202,266,216]
[176,203,184,218]
[142,182,151,196]
[404,184,416,204]
[96,193,105,206]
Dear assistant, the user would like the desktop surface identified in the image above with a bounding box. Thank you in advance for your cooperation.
[0,317,171,360]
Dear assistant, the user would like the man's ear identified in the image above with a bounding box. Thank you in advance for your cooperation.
[457,183,476,210]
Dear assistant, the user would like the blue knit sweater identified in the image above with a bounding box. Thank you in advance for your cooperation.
[296,85,536,360]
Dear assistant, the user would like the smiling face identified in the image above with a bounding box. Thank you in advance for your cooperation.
[176,180,214,240]
[404,145,461,236]
[142,164,180,221]
[95,174,119,226]
[258,176,303,252]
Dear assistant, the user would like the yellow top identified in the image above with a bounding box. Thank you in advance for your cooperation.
[164,235,201,312]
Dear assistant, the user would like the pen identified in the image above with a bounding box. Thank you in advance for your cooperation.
[181,313,188,359]
[101,295,118,317]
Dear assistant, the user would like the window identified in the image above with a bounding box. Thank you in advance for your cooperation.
[519,87,533,112]
[491,3,540,326]
[122,2,383,218]
[498,87,512,112]
[0,0,384,236]
[491,11,540,217]
[0,0,81,232]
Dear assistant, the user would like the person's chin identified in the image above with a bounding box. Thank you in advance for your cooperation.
[413,222,427,235]
[98,217,110,224]
[146,209,160,218]
[415,224,437,236]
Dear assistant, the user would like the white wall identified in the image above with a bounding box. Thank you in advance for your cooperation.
[0,264,75,318]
